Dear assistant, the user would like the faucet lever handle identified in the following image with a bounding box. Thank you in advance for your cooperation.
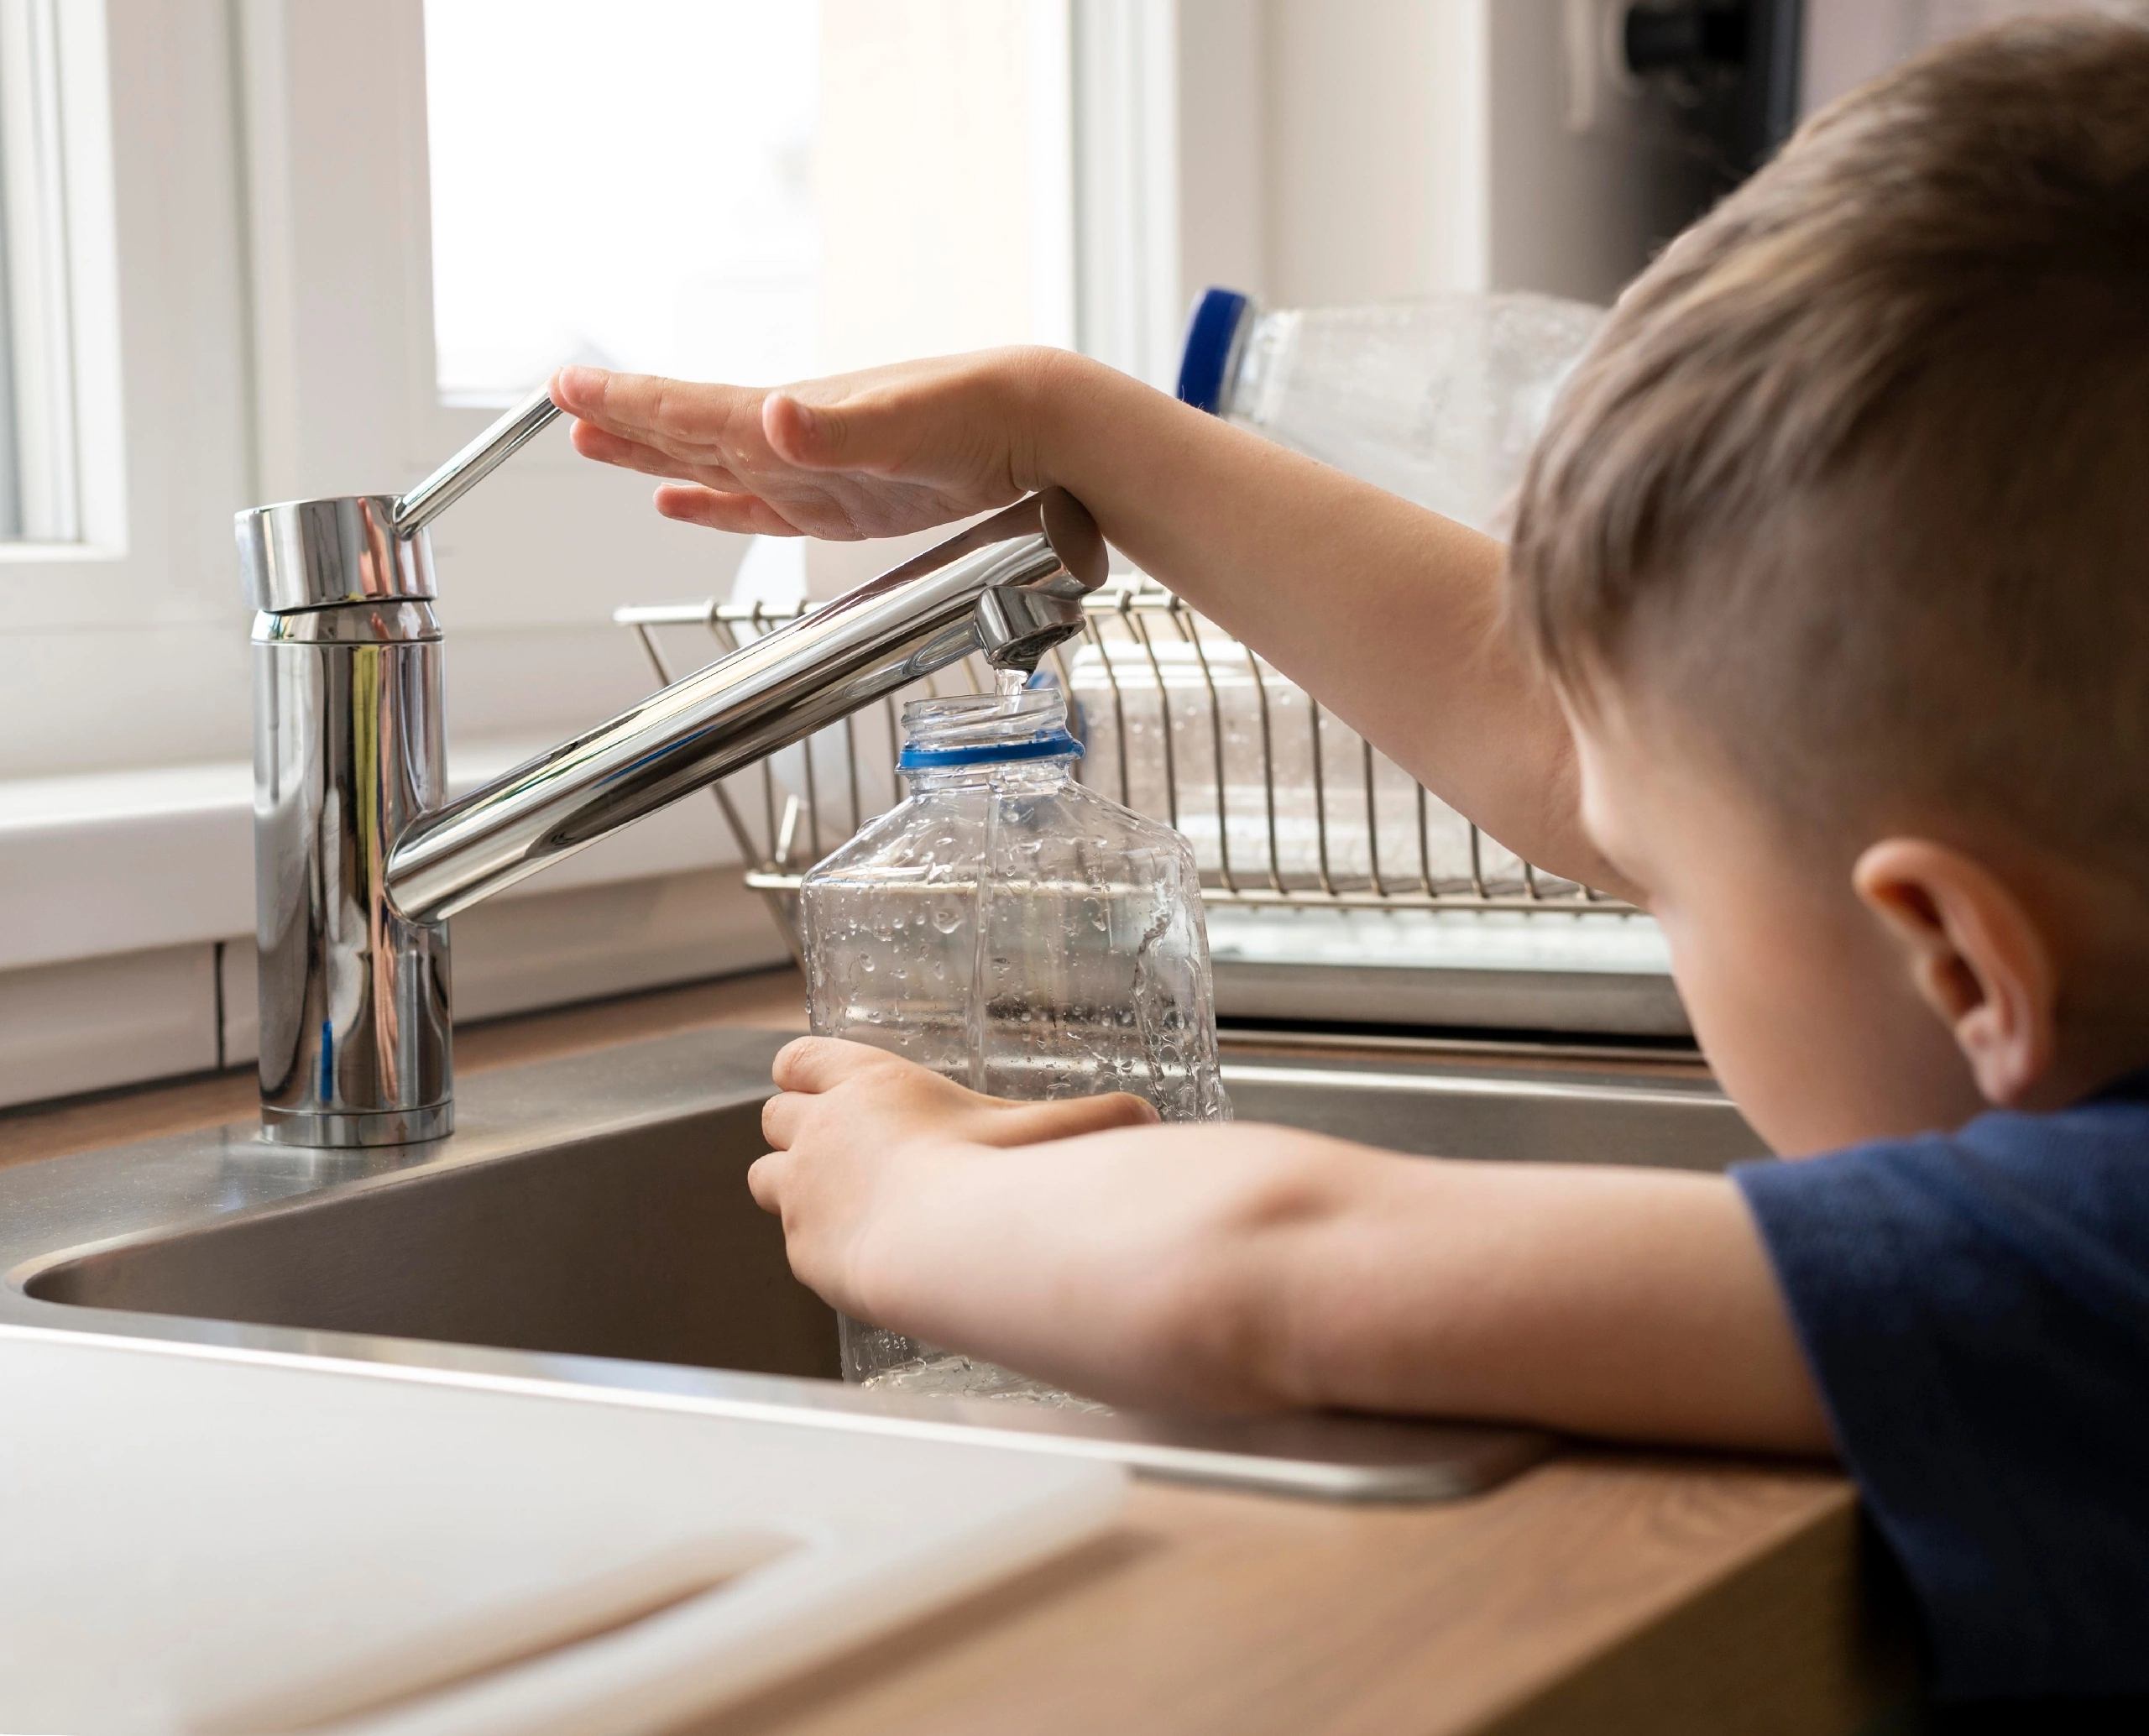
[391,381,564,537]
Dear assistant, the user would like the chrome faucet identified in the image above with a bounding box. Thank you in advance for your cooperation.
[237,387,1106,1148]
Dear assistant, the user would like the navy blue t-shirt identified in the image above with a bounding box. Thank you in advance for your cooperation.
[1733,1073,2149,1700]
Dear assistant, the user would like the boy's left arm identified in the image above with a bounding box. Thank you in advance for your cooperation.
[751,1038,1834,1455]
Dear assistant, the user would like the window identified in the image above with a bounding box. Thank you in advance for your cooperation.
[424,0,1075,408]
[408,0,1095,741]
[0,0,237,784]
[0,0,127,560]
[0,0,80,540]
[426,3,820,401]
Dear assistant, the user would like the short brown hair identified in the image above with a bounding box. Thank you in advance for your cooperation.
[1509,14,2149,870]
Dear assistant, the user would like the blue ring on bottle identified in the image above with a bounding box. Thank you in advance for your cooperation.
[898,731,1084,770]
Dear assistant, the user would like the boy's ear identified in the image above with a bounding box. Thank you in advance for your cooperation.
[1852,839,2057,1106]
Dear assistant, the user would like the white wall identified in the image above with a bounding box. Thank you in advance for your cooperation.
[1176,0,1691,319]
[1262,0,1452,304]
[818,1,1070,374]
[1802,0,2138,113]
[1173,0,1267,308]
[1485,2,1714,302]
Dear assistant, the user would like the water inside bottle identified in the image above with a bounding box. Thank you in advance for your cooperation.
[854,1339,1114,1410]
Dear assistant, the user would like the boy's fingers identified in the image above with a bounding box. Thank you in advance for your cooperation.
[771,1034,902,1094]
[567,420,742,484]
[746,1150,787,1213]
[552,364,746,447]
[653,485,803,536]
[547,363,606,419]
[761,1090,803,1149]
[552,364,668,435]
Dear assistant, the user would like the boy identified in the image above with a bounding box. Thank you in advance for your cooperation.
[552,17,2149,1703]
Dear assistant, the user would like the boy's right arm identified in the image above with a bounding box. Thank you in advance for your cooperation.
[552,350,1634,898]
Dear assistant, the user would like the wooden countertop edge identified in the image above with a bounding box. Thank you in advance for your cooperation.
[1475,1476,1908,1735]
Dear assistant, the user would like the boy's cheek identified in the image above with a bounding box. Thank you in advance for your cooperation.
[1665,892,1982,1155]
[1601,883,1842,1151]
[1664,927,1810,1153]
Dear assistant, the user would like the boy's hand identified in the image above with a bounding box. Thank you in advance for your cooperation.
[549,350,1082,543]
[749,1036,1156,1320]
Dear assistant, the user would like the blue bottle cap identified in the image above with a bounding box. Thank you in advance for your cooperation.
[1175,288,1253,415]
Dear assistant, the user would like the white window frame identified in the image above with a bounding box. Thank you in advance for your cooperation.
[1072,0,1184,390]
[0,0,122,556]
[0,0,243,775]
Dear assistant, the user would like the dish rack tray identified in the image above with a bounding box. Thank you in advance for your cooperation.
[617,582,1685,1037]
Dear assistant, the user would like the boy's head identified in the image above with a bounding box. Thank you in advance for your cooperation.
[1508,15,2149,1152]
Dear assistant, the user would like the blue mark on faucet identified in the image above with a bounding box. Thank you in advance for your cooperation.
[319,1020,333,1104]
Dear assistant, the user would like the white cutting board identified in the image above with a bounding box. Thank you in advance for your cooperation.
[0,1326,1124,1735]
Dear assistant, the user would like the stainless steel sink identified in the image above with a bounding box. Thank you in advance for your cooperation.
[3,1027,1763,1501]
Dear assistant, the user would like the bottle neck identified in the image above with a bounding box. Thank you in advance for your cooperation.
[902,754,1076,796]
[896,685,1083,792]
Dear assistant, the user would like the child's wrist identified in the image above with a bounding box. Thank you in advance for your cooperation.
[1001,347,1125,501]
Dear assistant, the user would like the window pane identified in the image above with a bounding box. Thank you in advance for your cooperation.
[425,0,1073,405]
[0,0,80,542]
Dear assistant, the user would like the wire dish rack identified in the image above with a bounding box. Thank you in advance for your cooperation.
[617,581,1685,1037]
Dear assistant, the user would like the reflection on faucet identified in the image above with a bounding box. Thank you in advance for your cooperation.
[236,390,1105,1149]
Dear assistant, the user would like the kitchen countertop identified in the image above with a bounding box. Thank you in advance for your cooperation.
[0,969,1910,1735]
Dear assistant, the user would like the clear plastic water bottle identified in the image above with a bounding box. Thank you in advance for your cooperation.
[1177,286,1605,533]
[799,680,1229,1402]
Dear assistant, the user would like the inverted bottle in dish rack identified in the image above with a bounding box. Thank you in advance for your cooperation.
[1178,287,1605,534]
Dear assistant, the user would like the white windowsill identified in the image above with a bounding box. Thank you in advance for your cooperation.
[0,540,128,564]
[0,740,750,974]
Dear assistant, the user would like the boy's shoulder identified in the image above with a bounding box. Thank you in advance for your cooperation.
[1731,1077,2149,1702]
[1818,1070,2149,1209]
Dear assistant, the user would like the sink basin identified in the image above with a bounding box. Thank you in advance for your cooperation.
[29,1090,838,1382]
[3,1028,1764,1501]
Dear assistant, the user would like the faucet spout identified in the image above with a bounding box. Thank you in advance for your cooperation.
[384,489,1104,924]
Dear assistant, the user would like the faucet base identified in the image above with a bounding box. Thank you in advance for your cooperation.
[259,1101,454,1150]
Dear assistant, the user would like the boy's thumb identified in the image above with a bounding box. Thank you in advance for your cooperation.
[765,390,891,472]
